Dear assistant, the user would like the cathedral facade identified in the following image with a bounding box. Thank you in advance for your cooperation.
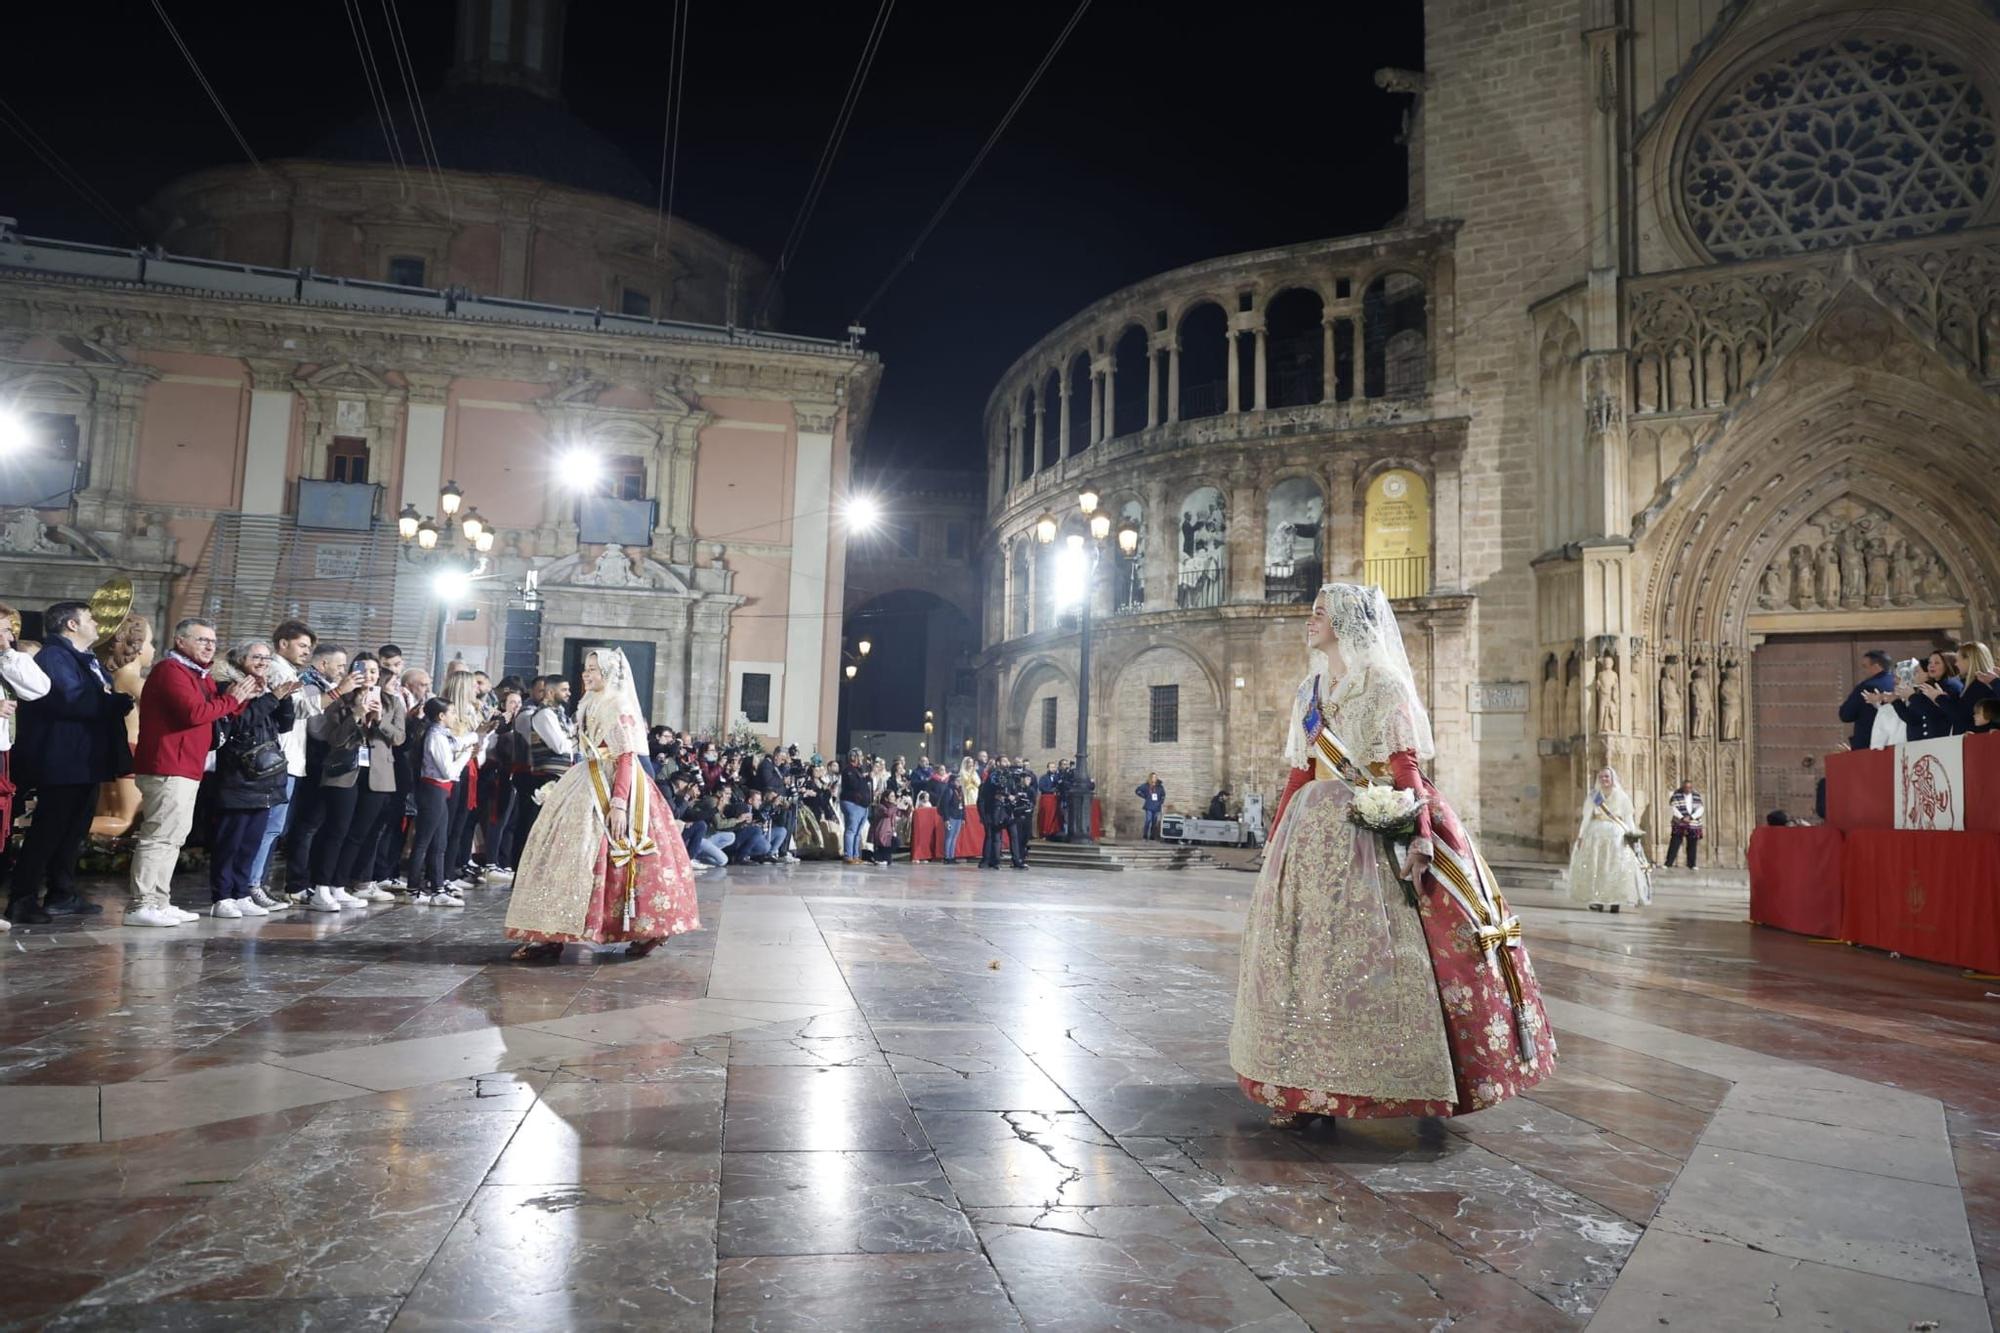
[982,0,2000,862]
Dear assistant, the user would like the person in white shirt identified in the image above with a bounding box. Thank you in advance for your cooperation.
[246,620,318,909]
[0,604,52,932]
[409,696,481,904]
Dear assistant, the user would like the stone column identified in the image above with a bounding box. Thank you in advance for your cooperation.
[1143,477,1173,609]
[688,599,733,736]
[1327,459,1361,581]
[1352,312,1368,399]
[784,403,837,750]
[1057,377,1072,458]
[1433,458,1464,593]
[1166,345,1182,423]
[74,368,152,535]
[1087,373,1101,446]
[1252,326,1268,411]
[1225,332,1240,414]
[1320,318,1337,404]
[1145,346,1160,429]
[1102,362,1116,439]
[1230,479,1261,603]
[399,372,451,517]
[240,358,296,516]
[1032,395,1046,473]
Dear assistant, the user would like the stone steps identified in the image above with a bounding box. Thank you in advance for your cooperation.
[1025,840,1218,872]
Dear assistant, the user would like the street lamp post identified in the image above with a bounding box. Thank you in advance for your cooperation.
[1034,490,1139,845]
[398,479,499,671]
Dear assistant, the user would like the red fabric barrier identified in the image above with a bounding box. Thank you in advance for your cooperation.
[956,806,985,860]
[1969,733,2000,835]
[1825,746,1894,831]
[1747,824,1845,938]
[1839,828,2000,972]
[1036,792,1060,836]
[909,807,945,862]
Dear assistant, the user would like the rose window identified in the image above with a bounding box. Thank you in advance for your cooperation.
[1681,37,1997,260]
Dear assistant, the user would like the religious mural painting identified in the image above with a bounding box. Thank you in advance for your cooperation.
[1263,477,1324,604]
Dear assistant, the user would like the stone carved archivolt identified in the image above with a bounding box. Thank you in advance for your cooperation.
[1682,37,1998,262]
[1757,497,1960,612]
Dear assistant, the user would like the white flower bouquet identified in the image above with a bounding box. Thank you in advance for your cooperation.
[1348,783,1423,903]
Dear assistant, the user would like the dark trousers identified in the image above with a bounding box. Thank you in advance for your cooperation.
[1665,829,1700,869]
[330,787,389,887]
[370,795,409,881]
[7,782,97,907]
[446,776,476,874]
[1008,817,1030,868]
[310,783,361,886]
[979,812,1003,867]
[486,781,519,870]
[511,775,555,863]
[285,777,326,888]
[210,808,271,901]
[410,784,452,891]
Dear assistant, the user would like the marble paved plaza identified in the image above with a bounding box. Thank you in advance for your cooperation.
[0,859,1993,1331]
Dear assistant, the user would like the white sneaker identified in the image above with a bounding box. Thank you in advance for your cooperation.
[172,907,201,923]
[235,898,270,916]
[386,876,409,889]
[305,887,343,913]
[249,887,281,909]
[128,906,182,928]
[0,915,12,932]
[483,867,514,882]
[445,877,475,892]
[286,889,311,907]
[405,890,435,905]
[432,891,465,907]
[211,899,244,919]
[334,887,366,907]
[355,884,394,903]
[782,853,800,864]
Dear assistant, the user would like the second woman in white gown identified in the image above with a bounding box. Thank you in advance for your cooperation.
[1566,767,1651,911]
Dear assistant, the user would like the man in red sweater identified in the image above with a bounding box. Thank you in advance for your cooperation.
[127,618,258,928]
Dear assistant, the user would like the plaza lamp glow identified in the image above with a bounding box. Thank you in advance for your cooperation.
[857,638,872,657]
[396,503,421,540]
[1032,487,1133,846]
[438,480,464,517]
[845,492,882,533]
[559,446,606,492]
[844,663,858,680]
[0,410,30,456]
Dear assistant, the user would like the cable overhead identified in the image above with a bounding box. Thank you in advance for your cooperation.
[853,0,1092,325]
[148,0,269,179]
[0,97,144,242]
[651,0,693,272]
[382,0,453,217]
[752,0,898,325]
[341,0,412,192]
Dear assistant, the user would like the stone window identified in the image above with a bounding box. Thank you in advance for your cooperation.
[1682,36,1998,261]
[1149,684,1180,744]
[588,454,645,500]
[741,672,771,725]
[386,255,427,287]
[620,287,652,317]
[327,435,370,485]
[1040,696,1058,749]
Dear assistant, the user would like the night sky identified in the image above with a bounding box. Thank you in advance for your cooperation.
[2,2,1422,473]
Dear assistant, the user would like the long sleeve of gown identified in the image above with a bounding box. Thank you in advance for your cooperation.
[1387,750,1436,859]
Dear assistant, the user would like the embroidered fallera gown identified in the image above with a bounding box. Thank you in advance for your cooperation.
[1567,773,1652,908]
[505,652,699,948]
[1230,584,1557,1119]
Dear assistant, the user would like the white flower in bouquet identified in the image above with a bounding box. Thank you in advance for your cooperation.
[1351,783,1420,832]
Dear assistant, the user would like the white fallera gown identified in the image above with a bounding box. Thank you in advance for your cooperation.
[1567,785,1652,907]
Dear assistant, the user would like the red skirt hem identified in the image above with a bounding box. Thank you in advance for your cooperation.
[1237,1076,1454,1120]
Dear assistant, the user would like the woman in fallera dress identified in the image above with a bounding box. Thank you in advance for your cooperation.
[1567,767,1651,912]
[505,648,700,962]
[1230,582,1557,1127]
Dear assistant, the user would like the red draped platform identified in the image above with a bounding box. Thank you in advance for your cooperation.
[1839,829,2000,973]
[1747,824,1845,939]
[1755,732,2000,970]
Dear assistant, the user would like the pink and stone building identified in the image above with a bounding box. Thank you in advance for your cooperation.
[0,0,878,753]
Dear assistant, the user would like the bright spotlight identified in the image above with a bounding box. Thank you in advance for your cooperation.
[0,412,29,456]
[431,566,472,602]
[559,446,606,491]
[845,493,881,533]
[1053,541,1089,609]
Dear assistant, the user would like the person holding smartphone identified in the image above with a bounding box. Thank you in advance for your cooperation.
[303,653,404,912]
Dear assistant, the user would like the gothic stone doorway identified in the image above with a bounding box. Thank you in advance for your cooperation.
[1750,630,1946,820]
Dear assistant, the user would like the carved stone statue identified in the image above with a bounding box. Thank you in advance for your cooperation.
[1635,357,1660,414]
[1689,657,1714,738]
[1891,540,1919,606]
[1757,561,1784,609]
[1703,342,1728,408]
[1864,536,1891,606]
[1718,659,1743,742]
[1594,651,1622,734]
[0,509,61,554]
[1739,338,1763,384]
[1541,655,1563,739]
[1668,345,1695,411]
[1788,544,1815,607]
[1838,525,1865,606]
[1659,658,1684,736]
[1564,651,1581,734]
[1814,539,1840,608]
[1919,552,1952,603]
[585,544,644,587]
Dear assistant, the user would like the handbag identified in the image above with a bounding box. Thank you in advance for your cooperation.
[228,727,287,780]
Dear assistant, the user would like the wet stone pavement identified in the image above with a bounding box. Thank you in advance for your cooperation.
[0,859,1992,1331]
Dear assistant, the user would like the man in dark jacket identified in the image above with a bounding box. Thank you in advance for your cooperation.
[6,601,135,922]
[837,750,872,863]
[977,763,1007,870]
[1837,650,1897,750]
